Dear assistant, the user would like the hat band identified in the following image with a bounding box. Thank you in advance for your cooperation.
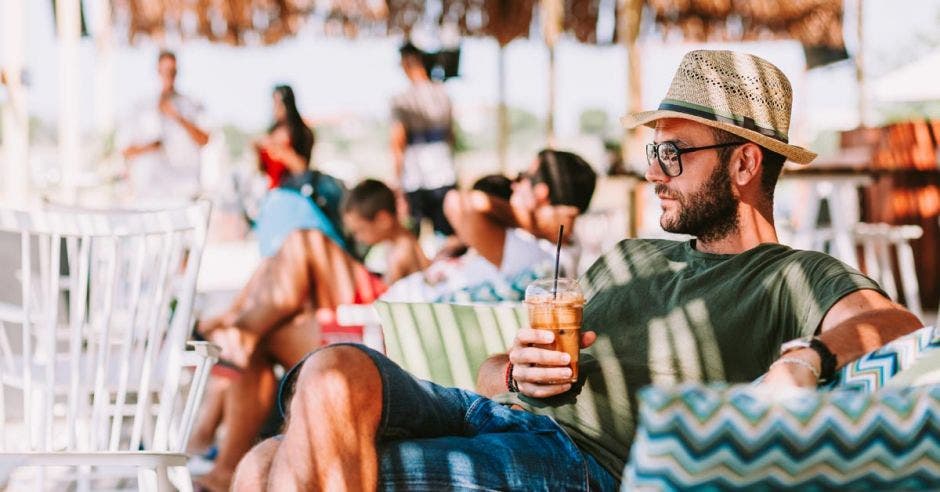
[658,99,789,143]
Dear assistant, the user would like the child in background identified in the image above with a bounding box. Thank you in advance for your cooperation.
[342,179,430,284]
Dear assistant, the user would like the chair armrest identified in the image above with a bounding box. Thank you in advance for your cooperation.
[336,304,381,326]
[336,304,384,352]
[174,341,220,453]
[186,340,222,362]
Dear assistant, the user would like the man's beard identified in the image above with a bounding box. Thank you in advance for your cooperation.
[655,163,739,243]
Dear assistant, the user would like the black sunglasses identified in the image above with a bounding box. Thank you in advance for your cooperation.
[646,141,745,177]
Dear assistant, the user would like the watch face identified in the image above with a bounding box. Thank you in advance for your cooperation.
[780,336,812,355]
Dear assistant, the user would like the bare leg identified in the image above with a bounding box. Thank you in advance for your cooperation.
[232,229,366,337]
[200,309,322,492]
[198,259,273,335]
[267,345,384,491]
[232,438,281,492]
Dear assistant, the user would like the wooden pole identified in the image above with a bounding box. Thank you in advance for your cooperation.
[541,0,562,148]
[626,41,642,162]
[93,0,115,141]
[619,0,643,171]
[619,0,643,238]
[57,0,82,201]
[855,0,866,128]
[547,44,556,147]
[498,44,509,173]
[1,0,30,206]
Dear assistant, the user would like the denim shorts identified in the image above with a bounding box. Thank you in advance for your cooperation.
[281,343,618,491]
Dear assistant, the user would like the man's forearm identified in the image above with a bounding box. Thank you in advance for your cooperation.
[818,307,923,368]
[476,354,510,397]
[175,115,209,146]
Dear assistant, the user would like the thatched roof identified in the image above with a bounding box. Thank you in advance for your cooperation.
[113,0,844,51]
[642,0,844,48]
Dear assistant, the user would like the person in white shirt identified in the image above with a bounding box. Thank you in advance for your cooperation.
[390,42,457,238]
[122,50,209,202]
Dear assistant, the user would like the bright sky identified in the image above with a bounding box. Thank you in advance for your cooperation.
[4,0,940,140]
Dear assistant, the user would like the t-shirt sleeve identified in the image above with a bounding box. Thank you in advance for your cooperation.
[787,253,888,340]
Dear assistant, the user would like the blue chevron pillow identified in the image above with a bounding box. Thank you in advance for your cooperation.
[826,325,940,391]
[624,384,940,491]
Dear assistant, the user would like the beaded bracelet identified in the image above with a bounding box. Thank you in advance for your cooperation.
[770,356,821,380]
[506,362,520,392]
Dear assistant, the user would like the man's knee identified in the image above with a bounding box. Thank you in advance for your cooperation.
[290,345,382,413]
[232,437,280,491]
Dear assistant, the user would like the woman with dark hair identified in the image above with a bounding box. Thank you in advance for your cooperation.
[250,86,348,257]
[255,85,315,189]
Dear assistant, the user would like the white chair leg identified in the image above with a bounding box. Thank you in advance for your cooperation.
[156,465,172,492]
[138,467,158,492]
[895,239,924,320]
[875,238,899,301]
[168,465,193,492]
[77,464,92,492]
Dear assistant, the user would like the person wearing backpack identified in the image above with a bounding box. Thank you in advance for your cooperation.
[251,85,353,256]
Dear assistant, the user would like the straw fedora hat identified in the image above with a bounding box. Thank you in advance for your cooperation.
[622,50,816,164]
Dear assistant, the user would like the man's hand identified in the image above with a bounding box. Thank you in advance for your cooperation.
[508,328,596,398]
[159,95,210,146]
[760,348,820,389]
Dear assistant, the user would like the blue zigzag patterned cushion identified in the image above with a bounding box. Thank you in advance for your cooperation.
[624,384,940,491]
[826,325,940,391]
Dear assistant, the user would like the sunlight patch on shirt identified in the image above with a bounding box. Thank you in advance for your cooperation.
[648,317,678,385]
[601,246,633,286]
[772,262,823,328]
[591,336,632,438]
[683,298,725,380]
[665,308,703,382]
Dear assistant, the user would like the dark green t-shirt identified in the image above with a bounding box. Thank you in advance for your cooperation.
[498,239,884,480]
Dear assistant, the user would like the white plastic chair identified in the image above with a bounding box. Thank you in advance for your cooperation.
[854,222,925,321]
[0,202,219,491]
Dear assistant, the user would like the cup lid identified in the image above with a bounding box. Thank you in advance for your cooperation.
[525,278,582,300]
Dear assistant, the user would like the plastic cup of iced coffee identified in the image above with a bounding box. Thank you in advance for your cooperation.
[524,278,585,383]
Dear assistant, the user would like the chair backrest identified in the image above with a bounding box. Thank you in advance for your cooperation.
[0,201,210,455]
[853,222,924,320]
[374,301,525,390]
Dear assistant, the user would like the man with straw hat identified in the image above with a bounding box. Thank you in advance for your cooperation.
[232,50,923,491]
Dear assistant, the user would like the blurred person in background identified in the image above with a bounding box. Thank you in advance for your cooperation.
[390,42,458,243]
[249,84,352,257]
[121,50,209,202]
[255,85,315,189]
[342,179,431,284]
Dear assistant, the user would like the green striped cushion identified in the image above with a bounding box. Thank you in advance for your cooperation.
[374,301,525,390]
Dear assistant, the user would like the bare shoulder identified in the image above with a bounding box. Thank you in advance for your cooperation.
[386,233,428,281]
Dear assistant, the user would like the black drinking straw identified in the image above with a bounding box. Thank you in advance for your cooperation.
[552,224,564,299]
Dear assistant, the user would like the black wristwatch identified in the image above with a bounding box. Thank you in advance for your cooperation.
[780,336,837,382]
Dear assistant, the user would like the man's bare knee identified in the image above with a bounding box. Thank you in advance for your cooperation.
[288,345,382,421]
[232,437,281,491]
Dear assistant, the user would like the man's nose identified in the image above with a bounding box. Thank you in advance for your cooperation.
[645,158,668,184]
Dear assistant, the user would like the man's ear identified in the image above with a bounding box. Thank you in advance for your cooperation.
[733,143,763,188]
[533,182,551,205]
